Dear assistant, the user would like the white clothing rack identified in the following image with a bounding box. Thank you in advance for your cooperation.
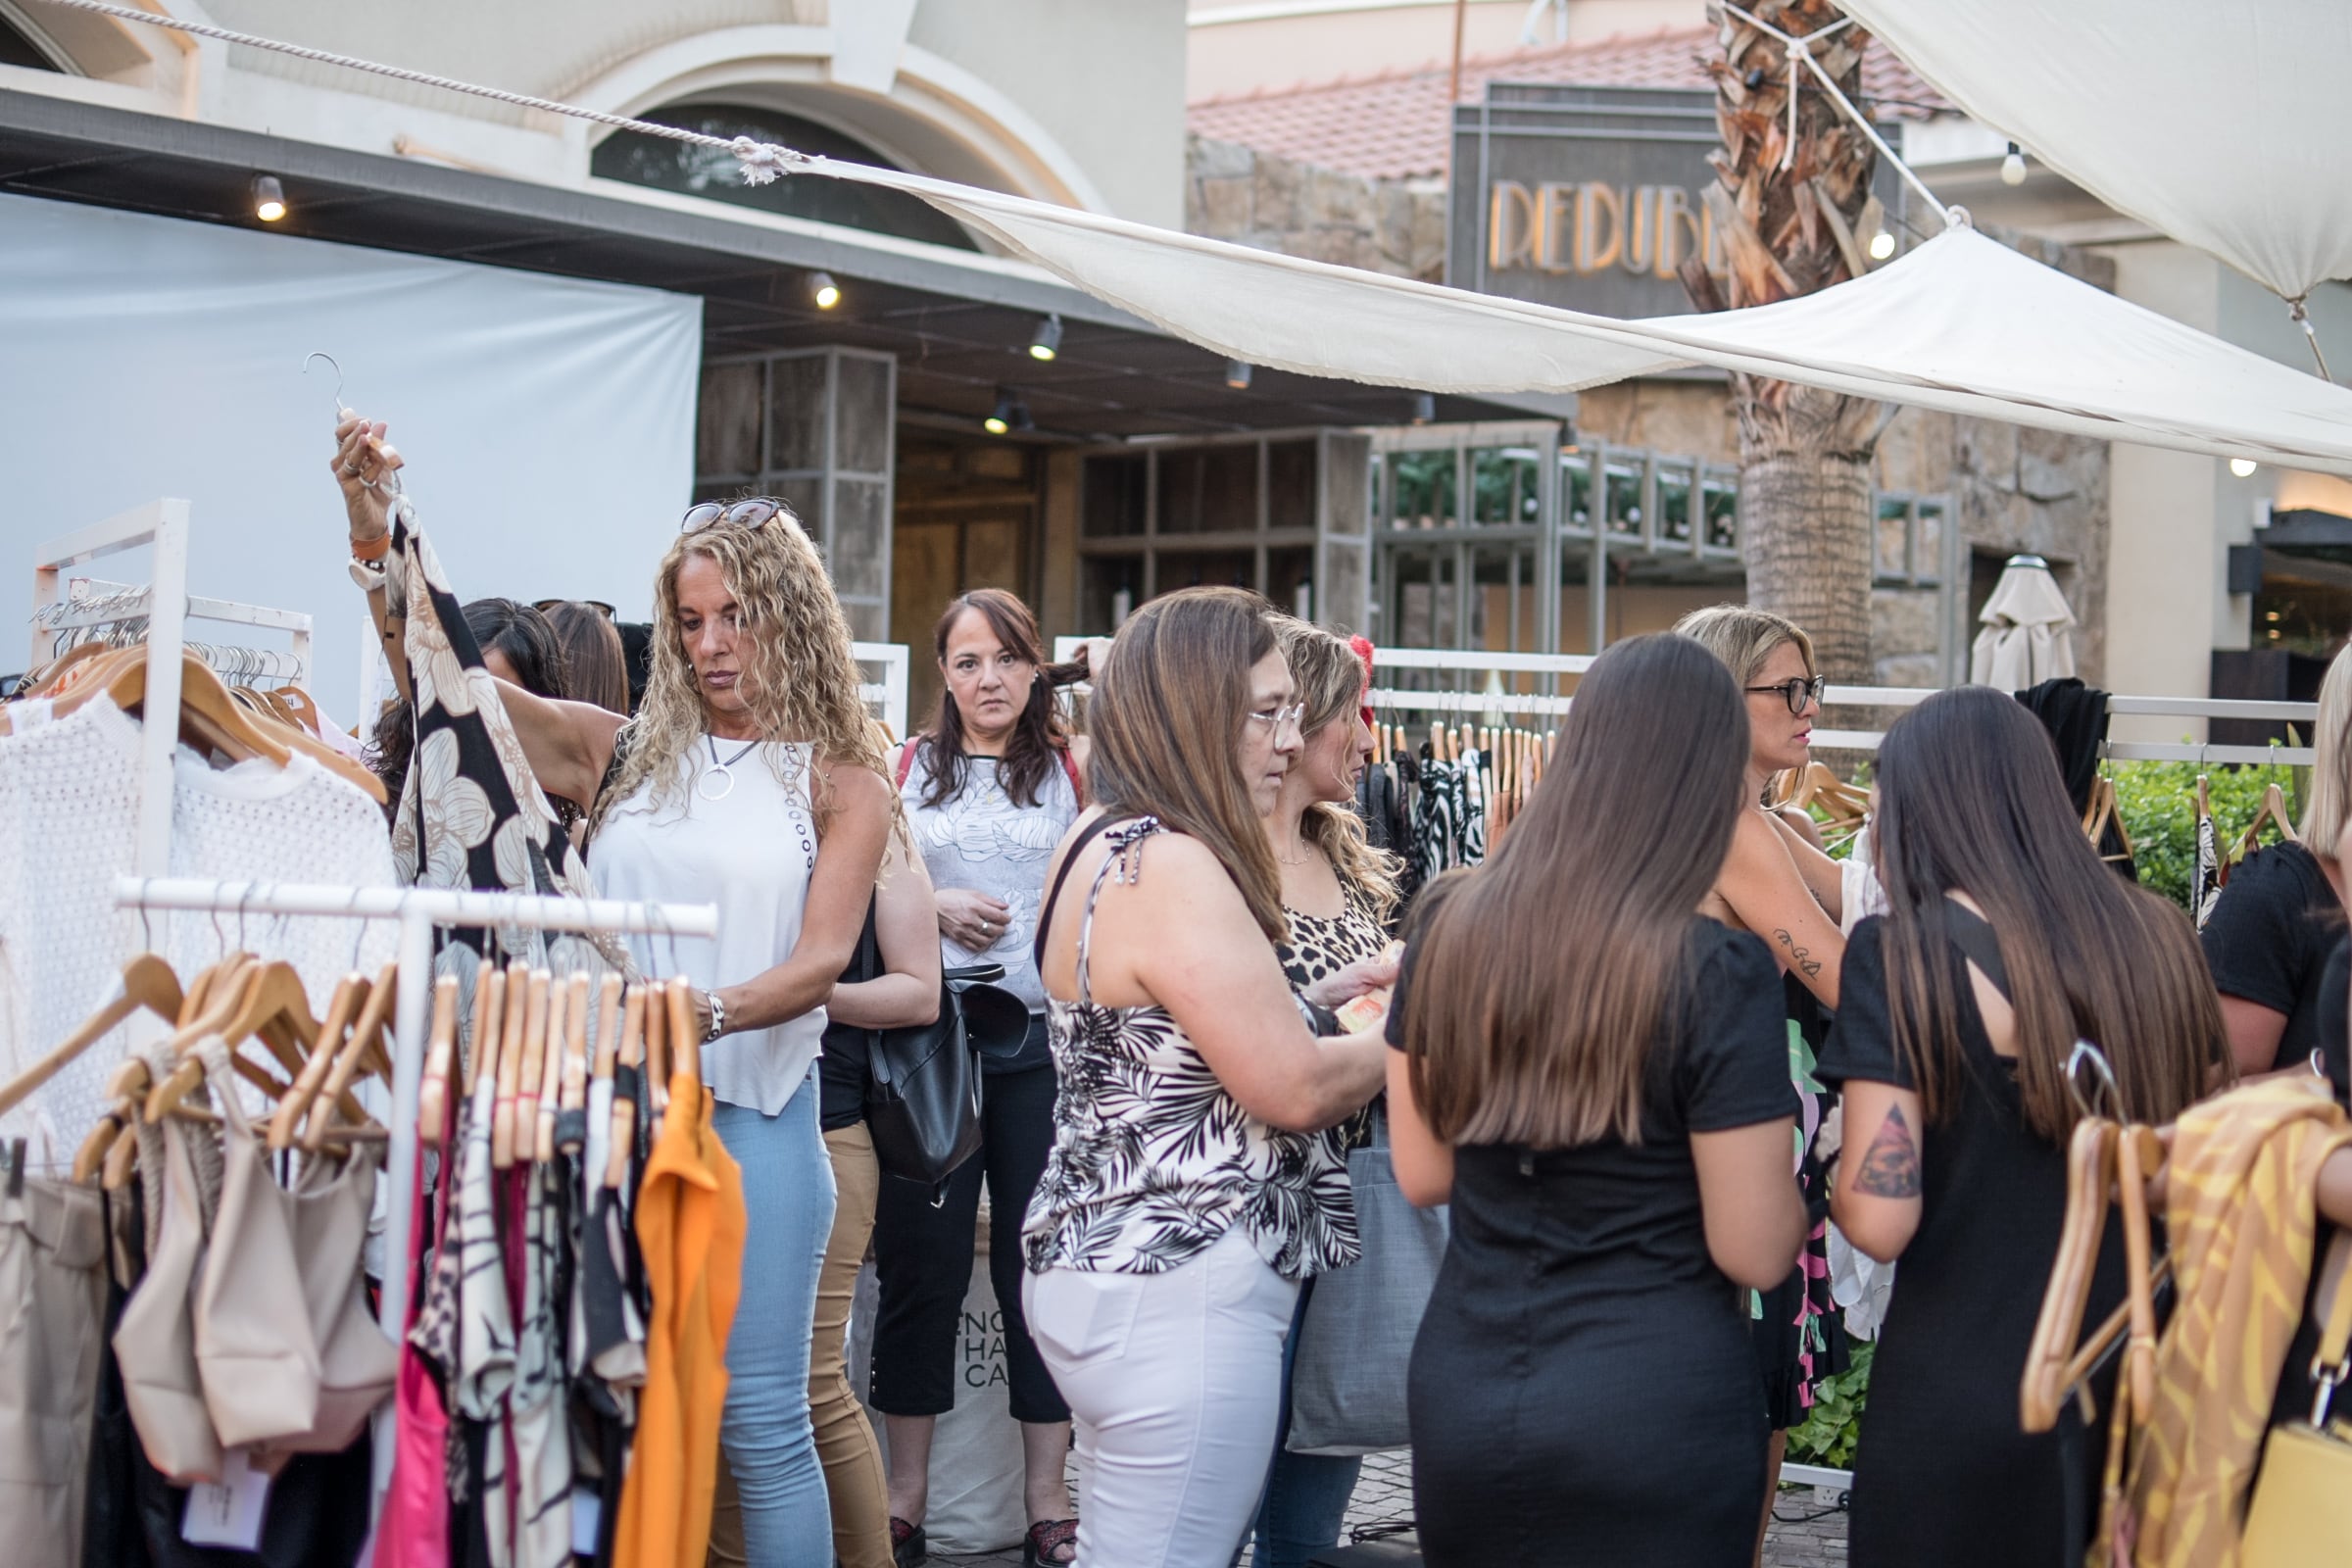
[1813,685,2318,766]
[111,877,719,1348]
[853,641,910,740]
[32,500,320,877]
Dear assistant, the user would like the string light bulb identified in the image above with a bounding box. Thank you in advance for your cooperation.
[251,174,287,222]
[1867,229,1896,261]
[2000,143,2028,186]
[1410,392,1436,425]
[1224,359,1252,390]
[984,389,1031,436]
[2230,458,2260,478]
[808,270,841,310]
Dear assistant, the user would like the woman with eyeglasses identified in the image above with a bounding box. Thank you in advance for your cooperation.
[1674,604,1850,1560]
[1023,588,1389,1567]
[871,588,1090,1568]
[333,424,894,1567]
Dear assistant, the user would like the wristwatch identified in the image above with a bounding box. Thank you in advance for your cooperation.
[704,989,726,1042]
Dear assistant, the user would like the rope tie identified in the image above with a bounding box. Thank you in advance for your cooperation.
[2286,296,2333,381]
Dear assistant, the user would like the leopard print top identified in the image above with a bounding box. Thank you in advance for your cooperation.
[1278,881,1389,1158]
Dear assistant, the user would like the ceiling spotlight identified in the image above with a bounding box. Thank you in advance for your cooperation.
[1410,392,1436,425]
[251,173,287,222]
[985,389,1032,436]
[2230,457,2260,478]
[1225,359,1253,390]
[808,270,841,310]
[1029,315,1063,362]
[1867,229,1897,261]
[2000,143,2028,186]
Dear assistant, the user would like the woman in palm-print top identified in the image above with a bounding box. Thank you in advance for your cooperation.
[1021,589,1390,1568]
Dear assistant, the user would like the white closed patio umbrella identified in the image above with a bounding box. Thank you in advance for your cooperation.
[1972,555,2078,689]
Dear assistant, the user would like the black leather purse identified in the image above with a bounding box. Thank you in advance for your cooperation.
[864,954,1032,1191]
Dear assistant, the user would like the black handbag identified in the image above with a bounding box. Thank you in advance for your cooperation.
[864,953,1031,1190]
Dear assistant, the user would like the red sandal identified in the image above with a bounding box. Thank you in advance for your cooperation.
[890,1516,927,1568]
[1024,1517,1079,1566]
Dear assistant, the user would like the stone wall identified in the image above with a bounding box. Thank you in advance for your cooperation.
[1185,134,1447,280]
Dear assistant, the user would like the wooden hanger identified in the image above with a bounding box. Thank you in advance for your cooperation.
[643,977,670,1128]
[514,969,552,1166]
[2238,781,2300,859]
[604,983,648,1190]
[556,973,593,1158]
[2022,1118,2119,1432]
[55,648,287,769]
[299,962,400,1152]
[492,961,532,1170]
[666,977,701,1089]
[465,967,508,1100]
[417,975,463,1150]
[269,973,369,1151]
[533,973,569,1163]
[590,975,622,1087]
[0,954,182,1121]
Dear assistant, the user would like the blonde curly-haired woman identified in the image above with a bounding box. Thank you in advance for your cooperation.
[334,413,894,1565]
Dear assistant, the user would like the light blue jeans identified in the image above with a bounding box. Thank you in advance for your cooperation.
[711,1067,837,1567]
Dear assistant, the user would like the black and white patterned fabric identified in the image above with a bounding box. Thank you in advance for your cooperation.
[1022,816,1359,1281]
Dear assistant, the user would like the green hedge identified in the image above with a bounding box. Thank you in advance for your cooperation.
[2109,755,2305,911]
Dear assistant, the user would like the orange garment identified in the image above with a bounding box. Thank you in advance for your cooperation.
[613,1073,747,1568]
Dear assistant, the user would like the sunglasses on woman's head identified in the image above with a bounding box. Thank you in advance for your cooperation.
[680,497,792,534]
[1744,675,1829,715]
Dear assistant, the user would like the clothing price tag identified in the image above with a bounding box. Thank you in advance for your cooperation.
[182,1446,271,1549]
[571,1486,603,1555]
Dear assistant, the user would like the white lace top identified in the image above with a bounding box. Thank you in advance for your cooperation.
[0,696,400,1162]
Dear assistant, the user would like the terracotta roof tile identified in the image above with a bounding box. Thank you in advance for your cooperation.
[1189,24,1947,182]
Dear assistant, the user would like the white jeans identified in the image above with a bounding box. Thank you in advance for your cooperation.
[1025,1229,1300,1568]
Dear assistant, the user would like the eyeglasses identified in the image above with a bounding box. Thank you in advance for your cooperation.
[1745,675,1829,715]
[1247,702,1307,735]
[532,599,616,619]
[680,497,792,534]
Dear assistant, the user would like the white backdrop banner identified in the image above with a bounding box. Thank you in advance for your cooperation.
[0,190,701,716]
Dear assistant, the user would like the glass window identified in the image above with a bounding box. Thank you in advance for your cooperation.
[1561,451,1595,532]
[0,19,63,71]
[1656,464,1695,547]
[1080,557,1144,634]
[1157,444,1258,535]
[1082,454,1148,538]
[1876,495,1912,581]
[1702,471,1740,551]
[1268,441,1317,531]
[593,106,978,250]
[1154,548,1256,593]
[1471,447,1543,526]
[1604,457,1645,538]
[1389,450,1457,530]
[1268,547,1316,620]
[1916,499,1946,583]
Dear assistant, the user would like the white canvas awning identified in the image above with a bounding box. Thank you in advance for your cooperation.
[835,161,2352,475]
[1838,0,2352,306]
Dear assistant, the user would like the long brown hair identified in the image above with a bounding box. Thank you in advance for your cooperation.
[1085,587,1289,943]
[1874,687,2225,1137]
[917,589,1085,810]
[545,601,630,715]
[1398,634,1751,1146]
[1272,614,1400,926]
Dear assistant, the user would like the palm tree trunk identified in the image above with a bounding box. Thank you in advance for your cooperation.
[1688,0,1886,680]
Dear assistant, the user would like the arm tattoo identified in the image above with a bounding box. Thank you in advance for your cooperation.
[1854,1104,1924,1200]
[1772,927,1826,981]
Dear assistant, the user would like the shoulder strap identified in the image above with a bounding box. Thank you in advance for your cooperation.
[895,738,920,792]
[1032,813,1131,976]
[1058,743,1085,808]
[1942,899,2014,1004]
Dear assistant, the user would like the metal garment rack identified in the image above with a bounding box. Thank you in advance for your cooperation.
[110,877,718,1347]
[32,499,318,877]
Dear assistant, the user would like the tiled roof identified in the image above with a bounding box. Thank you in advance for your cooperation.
[1188,24,1948,182]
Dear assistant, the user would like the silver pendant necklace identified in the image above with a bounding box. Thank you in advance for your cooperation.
[699,734,761,802]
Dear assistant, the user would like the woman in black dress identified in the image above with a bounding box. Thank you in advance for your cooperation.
[2201,644,2352,1075]
[1820,687,2225,1568]
[1387,634,1807,1568]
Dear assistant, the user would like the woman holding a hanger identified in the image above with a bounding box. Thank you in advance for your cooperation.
[2200,644,2352,1075]
[332,416,894,1566]
[1023,587,1390,1568]
[1675,605,1849,1539]
[1818,686,2222,1568]
[1242,616,1402,1568]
